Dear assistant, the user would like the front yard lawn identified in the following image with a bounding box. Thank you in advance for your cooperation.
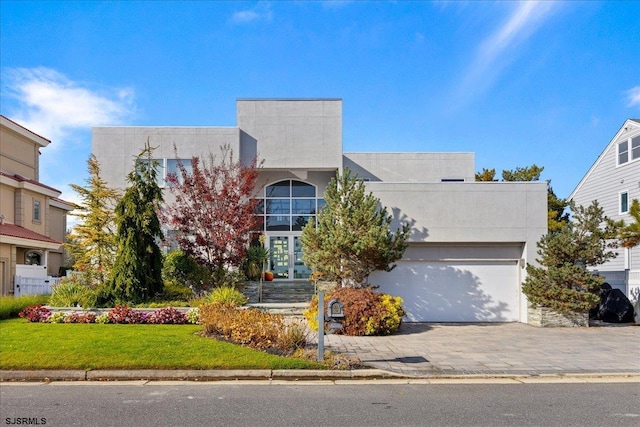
[0,319,321,370]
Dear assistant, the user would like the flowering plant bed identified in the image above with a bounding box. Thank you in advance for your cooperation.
[19,305,200,325]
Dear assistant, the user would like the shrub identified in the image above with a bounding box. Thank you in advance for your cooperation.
[137,300,189,309]
[162,250,212,295]
[279,320,309,352]
[304,288,404,336]
[147,307,188,324]
[49,277,97,308]
[206,286,248,306]
[200,303,291,351]
[18,305,51,322]
[158,283,194,302]
[0,295,49,320]
[212,269,246,289]
[107,305,148,324]
[186,307,199,324]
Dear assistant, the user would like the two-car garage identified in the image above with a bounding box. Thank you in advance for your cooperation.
[372,244,523,322]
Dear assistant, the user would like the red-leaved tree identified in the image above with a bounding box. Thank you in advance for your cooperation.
[163,145,263,280]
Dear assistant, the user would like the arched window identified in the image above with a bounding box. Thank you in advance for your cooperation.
[254,180,325,232]
[25,251,42,266]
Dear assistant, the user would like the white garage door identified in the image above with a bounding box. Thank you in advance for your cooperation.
[372,260,519,322]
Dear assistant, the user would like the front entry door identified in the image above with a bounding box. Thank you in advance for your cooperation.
[268,236,311,280]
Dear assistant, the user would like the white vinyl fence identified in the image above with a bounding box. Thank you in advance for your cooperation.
[14,276,61,297]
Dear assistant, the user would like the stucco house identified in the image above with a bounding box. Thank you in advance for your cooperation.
[0,115,75,295]
[92,99,547,323]
[569,118,640,301]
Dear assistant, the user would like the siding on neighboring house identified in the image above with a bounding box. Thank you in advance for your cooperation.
[569,119,640,293]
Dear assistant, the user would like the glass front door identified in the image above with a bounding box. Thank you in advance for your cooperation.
[268,236,311,280]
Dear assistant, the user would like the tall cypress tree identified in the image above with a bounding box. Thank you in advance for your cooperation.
[301,167,410,288]
[107,140,164,303]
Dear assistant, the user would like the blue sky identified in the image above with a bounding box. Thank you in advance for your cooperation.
[1,1,639,210]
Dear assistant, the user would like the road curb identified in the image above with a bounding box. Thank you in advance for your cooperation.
[2,370,639,383]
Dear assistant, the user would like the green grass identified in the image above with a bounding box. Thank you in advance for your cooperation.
[0,319,322,370]
[0,295,50,320]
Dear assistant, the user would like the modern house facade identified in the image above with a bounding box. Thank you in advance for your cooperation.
[93,99,547,323]
[569,119,640,301]
[0,116,74,295]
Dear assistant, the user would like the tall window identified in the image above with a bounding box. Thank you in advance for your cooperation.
[620,191,629,214]
[33,199,41,222]
[253,180,325,232]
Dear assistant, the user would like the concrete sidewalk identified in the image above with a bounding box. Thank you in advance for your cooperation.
[325,322,640,377]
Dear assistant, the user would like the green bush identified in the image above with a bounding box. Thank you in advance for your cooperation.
[206,286,248,306]
[200,302,302,352]
[48,278,97,308]
[211,269,246,289]
[0,295,50,320]
[304,287,404,336]
[162,250,211,295]
[158,282,194,302]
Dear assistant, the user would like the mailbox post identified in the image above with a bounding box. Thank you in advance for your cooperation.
[317,291,345,363]
[317,291,324,363]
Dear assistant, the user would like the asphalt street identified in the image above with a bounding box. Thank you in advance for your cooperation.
[2,381,639,427]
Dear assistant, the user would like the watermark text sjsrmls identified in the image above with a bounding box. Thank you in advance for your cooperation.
[5,418,46,425]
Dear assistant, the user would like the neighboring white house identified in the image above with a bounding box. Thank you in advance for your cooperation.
[569,119,640,301]
[92,99,547,323]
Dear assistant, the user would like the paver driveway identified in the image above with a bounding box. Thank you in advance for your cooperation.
[325,322,640,376]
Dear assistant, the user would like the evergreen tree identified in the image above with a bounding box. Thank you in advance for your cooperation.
[65,155,120,283]
[522,201,622,313]
[475,168,498,182]
[107,141,164,303]
[620,198,640,249]
[301,168,410,288]
[547,185,570,233]
[501,164,544,182]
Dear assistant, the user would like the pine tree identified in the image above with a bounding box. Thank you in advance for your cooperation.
[301,167,410,288]
[107,141,164,303]
[620,198,640,248]
[522,201,622,313]
[475,168,497,181]
[65,155,120,283]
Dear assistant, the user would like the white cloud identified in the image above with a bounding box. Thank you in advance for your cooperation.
[231,2,273,24]
[1,67,135,212]
[626,86,640,107]
[2,67,135,143]
[452,1,559,108]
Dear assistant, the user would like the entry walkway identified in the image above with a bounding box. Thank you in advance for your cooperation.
[325,322,640,377]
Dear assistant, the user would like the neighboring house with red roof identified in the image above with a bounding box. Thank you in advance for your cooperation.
[0,115,75,295]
